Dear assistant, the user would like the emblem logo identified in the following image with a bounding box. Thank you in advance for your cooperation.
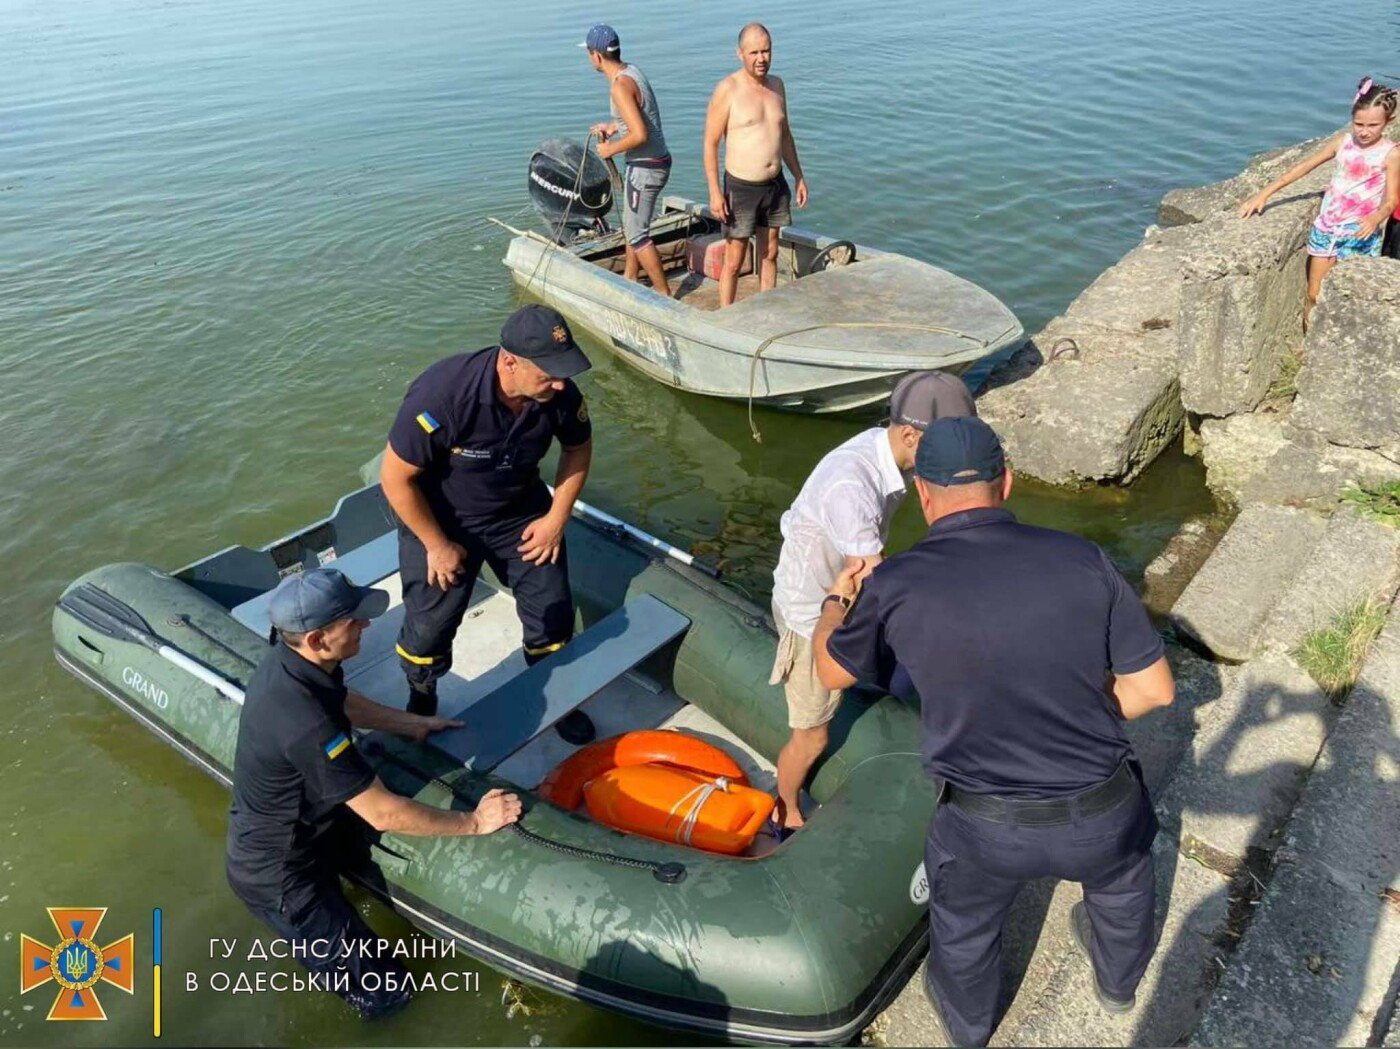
[551,325,568,344]
[21,908,134,1020]
[577,400,589,423]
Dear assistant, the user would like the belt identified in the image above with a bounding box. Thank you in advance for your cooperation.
[946,761,1138,826]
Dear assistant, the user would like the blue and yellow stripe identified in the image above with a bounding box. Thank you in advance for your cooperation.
[324,733,350,760]
[153,908,162,1038]
[416,411,440,434]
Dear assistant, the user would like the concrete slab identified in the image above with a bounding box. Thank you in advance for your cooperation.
[1157,654,1334,864]
[1157,135,1335,227]
[1058,226,1197,335]
[1171,504,1328,662]
[1142,516,1230,620]
[1191,856,1400,1047]
[1260,506,1400,658]
[976,324,1182,486]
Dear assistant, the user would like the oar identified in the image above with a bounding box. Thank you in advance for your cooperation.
[57,584,247,705]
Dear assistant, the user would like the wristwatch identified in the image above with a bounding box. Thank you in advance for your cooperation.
[822,593,852,613]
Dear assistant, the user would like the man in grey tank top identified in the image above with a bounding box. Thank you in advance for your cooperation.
[582,24,673,297]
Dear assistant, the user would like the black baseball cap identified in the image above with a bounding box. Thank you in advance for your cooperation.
[499,305,592,379]
[888,371,976,429]
[915,416,1007,486]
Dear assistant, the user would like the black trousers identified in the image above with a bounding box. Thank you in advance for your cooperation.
[925,769,1159,1046]
[395,513,574,691]
[1384,217,1400,260]
[237,877,411,1020]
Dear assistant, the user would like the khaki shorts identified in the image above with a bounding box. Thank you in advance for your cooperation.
[770,626,842,730]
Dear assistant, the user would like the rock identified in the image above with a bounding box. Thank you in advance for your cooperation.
[1291,257,1400,455]
[976,324,1183,486]
[1176,202,1314,417]
[1259,505,1400,657]
[1171,504,1328,661]
[1156,654,1335,864]
[1157,135,1335,227]
[1198,414,1400,508]
[1142,516,1230,618]
[1059,225,1198,334]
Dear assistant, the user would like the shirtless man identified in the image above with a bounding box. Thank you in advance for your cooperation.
[703,23,808,308]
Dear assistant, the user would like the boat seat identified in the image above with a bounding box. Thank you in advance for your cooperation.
[428,594,691,772]
[229,531,399,636]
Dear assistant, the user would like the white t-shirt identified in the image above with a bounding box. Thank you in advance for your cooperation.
[771,427,909,638]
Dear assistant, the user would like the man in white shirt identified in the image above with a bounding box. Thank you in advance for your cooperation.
[770,371,976,834]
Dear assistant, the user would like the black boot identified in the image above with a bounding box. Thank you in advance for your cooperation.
[407,684,437,717]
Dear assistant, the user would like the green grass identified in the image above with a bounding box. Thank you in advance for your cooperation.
[1341,481,1400,526]
[1265,347,1304,401]
[1292,599,1389,700]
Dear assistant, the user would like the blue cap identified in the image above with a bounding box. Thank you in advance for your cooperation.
[915,416,1006,486]
[267,568,389,633]
[580,23,620,54]
[500,304,591,379]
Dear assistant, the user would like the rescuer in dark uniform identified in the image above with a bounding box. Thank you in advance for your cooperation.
[380,305,595,741]
[812,417,1176,1047]
[226,568,520,1019]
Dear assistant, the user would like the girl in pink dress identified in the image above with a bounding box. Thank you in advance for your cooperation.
[1240,77,1398,327]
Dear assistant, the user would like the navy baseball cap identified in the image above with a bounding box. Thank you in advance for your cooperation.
[579,24,620,54]
[267,568,389,633]
[500,305,592,379]
[889,371,976,429]
[915,416,1007,486]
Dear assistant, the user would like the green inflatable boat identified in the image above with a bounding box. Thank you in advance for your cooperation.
[52,479,935,1044]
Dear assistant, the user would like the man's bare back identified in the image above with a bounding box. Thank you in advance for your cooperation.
[702,23,808,307]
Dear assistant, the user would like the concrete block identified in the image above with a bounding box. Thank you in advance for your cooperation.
[1292,258,1400,454]
[1157,654,1334,863]
[1260,506,1400,657]
[1177,205,1311,417]
[1142,517,1230,619]
[1128,645,1232,796]
[1191,858,1400,1047]
[977,325,1183,486]
[1198,414,1400,510]
[1171,504,1328,661]
[1059,226,1197,334]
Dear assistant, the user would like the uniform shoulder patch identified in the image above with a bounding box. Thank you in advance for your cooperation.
[416,411,441,434]
[577,399,589,423]
[323,733,351,760]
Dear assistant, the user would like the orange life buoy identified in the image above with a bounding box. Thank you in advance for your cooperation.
[538,730,747,811]
[583,764,775,856]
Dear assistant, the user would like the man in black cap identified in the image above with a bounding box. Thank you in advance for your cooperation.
[768,371,975,836]
[812,417,1175,1047]
[227,568,521,1020]
[380,305,594,740]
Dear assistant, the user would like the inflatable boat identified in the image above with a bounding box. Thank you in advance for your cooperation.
[52,479,935,1043]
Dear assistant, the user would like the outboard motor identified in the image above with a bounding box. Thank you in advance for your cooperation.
[528,138,614,243]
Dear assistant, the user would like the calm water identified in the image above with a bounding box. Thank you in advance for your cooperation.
[3,0,1396,1043]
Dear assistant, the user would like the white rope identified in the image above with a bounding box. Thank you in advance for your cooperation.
[666,776,733,846]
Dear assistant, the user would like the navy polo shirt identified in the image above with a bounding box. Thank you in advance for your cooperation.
[388,347,592,531]
[828,507,1164,798]
[226,641,375,908]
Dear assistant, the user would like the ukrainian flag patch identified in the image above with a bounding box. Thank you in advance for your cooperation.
[416,411,440,434]
[324,733,350,760]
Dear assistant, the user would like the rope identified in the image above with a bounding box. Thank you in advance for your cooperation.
[519,131,614,295]
[666,776,731,846]
[745,320,981,443]
[363,741,687,882]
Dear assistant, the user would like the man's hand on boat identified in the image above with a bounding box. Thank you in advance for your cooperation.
[471,788,523,835]
[517,512,567,565]
[427,540,469,590]
[408,714,465,745]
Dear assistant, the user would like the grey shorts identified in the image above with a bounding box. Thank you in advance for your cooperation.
[624,160,671,248]
[723,171,792,241]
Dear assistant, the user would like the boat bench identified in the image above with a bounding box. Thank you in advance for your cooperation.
[429,594,691,771]
[230,531,399,637]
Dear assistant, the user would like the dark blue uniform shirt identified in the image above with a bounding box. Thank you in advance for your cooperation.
[226,641,376,908]
[388,347,592,531]
[828,507,1163,798]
